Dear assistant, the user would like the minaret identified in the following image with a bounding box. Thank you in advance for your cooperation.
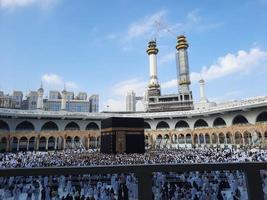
[147,40,161,96]
[176,35,191,93]
[37,82,44,110]
[61,85,67,110]
[199,79,208,103]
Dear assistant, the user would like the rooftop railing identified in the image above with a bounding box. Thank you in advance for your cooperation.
[0,162,267,200]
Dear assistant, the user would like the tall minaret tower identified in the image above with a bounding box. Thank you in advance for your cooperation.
[37,82,44,110]
[176,35,193,100]
[199,78,208,103]
[61,85,67,110]
[147,40,161,96]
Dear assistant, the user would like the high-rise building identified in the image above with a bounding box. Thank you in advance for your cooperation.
[66,92,74,101]
[49,91,61,100]
[89,94,99,113]
[12,91,23,109]
[0,87,99,113]
[0,93,15,109]
[26,91,38,110]
[77,92,87,100]
[37,84,44,110]
[44,90,98,113]
[126,91,136,112]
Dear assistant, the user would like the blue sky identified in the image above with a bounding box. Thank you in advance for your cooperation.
[0,0,267,111]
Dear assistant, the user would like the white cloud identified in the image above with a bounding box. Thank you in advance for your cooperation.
[196,48,267,81]
[112,8,221,44]
[112,78,146,96]
[103,78,147,111]
[171,9,221,33]
[209,90,242,103]
[42,73,62,85]
[161,79,177,89]
[41,73,79,91]
[162,48,267,89]
[158,51,176,65]
[125,9,167,41]
[0,0,57,9]
[65,81,79,90]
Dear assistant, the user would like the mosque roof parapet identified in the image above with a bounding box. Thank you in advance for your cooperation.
[0,96,267,119]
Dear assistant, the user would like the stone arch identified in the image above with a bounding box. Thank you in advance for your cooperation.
[156,134,162,147]
[178,134,185,144]
[65,122,80,131]
[0,120,9,132]
[16,121,34,131]
[0,137,7,152]
[211,133,217,144]
[164,134,169,140]
[41,121,59,131]
[39,137,47,151]
[243,132,252,145]
[144,122,151,129]
[256,112,267,123]
[74,136,80,142]
[81,136,88,149]
[205,133,210,144]
[213,117,226,127]
[235,132,243,145]
[145,135,149,146]
[28,137,35,151]
[193,134,198,144]
[194,119,208,129]
[74,136,80,148]
[199,133,205,144]
[97,136,101,148]
[257,132,262,140]
[175,120,189,129]
[172,134,177,144]
[226,132,232,144]
[156,121,170,130]
[66,136,73,148]
[232,115,249,125]
[219,133,225,144]
[48,137,56,150]
[19,137,28,151]
[89,136,97,148]
[86,122,99,131]
[157,134,163,140]
[186,134,192,144]
[57,136,64,150]
[10,137,18,151]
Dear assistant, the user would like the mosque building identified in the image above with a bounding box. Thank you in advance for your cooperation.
[0,35,267,152]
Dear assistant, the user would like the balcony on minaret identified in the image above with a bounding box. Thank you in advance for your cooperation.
[146,40,159,55]
[176,35,189,50]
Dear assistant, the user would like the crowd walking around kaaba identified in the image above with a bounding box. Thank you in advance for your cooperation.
[0,147,267,200]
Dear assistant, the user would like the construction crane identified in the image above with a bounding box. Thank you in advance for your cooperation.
[153,20,177,39]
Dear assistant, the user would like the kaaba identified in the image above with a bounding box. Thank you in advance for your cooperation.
[101,117,145,154]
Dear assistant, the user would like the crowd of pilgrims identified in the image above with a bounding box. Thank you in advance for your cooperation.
[1,147,267,168]
[0,173,137,200]
[0,147,266,200]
